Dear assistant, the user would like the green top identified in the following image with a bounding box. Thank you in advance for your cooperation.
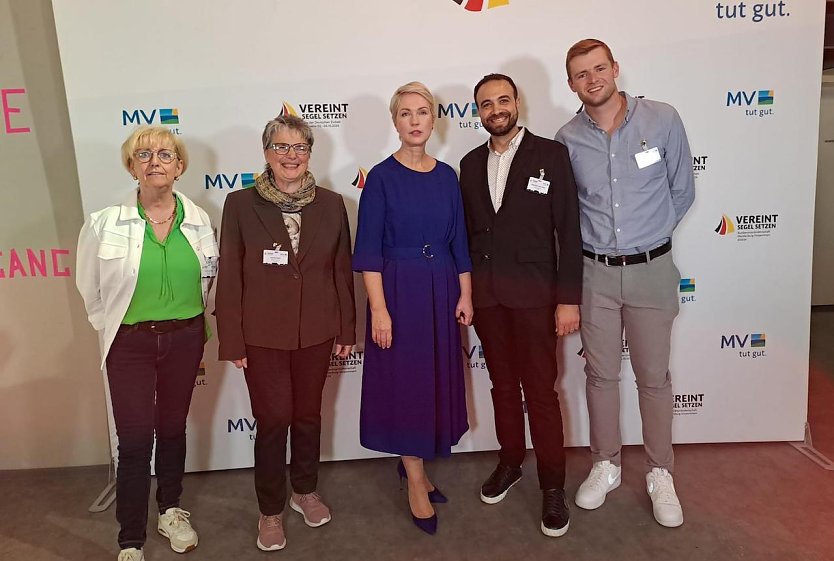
[121,195,204,325]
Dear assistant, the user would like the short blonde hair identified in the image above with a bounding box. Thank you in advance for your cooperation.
[389,81,435,122]
[120,125,189,175]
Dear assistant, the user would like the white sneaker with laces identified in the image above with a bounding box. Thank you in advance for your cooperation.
[575,460,621,510]
[117,548,144,561]
[158,507,199,553]
[646,467,684,527]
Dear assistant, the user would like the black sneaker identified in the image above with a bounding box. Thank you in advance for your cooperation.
[480,465,523,504]
[541,489,570,537]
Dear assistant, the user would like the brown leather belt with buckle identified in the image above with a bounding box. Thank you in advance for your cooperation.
[121,315,202,334]
[582,240,672,267]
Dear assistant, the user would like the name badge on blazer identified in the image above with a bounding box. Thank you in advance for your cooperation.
[263,249,289,266]
[527,168,550,195]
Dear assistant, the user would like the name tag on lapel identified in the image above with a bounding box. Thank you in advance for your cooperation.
[526,177,550,195]
[263,249,289,265]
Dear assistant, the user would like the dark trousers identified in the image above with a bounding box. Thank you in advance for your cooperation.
[105,316,204,549]
[474,305,566,490]
[244,338,334,515]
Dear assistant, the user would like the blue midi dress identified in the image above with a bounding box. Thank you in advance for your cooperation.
[352,155,472,459]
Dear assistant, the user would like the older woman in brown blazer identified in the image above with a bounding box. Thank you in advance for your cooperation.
[215,115,355,552]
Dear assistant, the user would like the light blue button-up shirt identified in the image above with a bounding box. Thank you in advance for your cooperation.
[555,92,695,255]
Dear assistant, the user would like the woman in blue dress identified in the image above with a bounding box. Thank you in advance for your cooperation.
[353,82,473,535]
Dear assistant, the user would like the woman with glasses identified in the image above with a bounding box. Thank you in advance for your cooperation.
[353,82,473,535]
[215,114,355,552]
[76,126,218,561]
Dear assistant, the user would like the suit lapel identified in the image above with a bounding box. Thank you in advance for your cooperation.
[252,199,300,271]
[498,128,533,213]
[295,195,321,263]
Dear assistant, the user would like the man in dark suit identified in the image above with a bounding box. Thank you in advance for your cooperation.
[459,74,583,537]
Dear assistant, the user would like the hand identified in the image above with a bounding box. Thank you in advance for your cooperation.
[455,295,474,326]
[232,357,248,369]
[371,308,393,349]
[335,344,353,359]
[555,304,580,337]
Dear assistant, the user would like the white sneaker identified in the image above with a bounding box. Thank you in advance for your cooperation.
[574,460,621,510]
[117,548,144,561]
[646,467,684,527]
[158,507,199,553]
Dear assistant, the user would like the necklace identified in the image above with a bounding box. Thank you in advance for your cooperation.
[145,209,175,225]
[138,193,176,224]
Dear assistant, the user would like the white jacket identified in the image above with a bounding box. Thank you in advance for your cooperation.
[76,190,218,367]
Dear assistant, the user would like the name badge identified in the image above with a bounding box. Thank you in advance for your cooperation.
[263,249,289,265]
[634,147,661,169]
[201,256,218,278]
[527,177,550,195]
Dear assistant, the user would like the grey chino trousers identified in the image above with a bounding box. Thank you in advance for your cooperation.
[580,250,680,472]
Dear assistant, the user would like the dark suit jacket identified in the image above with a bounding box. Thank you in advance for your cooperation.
[459,128,583,309]
[215,186,355,359]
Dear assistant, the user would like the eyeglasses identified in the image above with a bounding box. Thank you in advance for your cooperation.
[134,149,178,164]
[268,143,311,156]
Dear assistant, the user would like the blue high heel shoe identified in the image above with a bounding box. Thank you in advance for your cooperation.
[397,460,448,503]
[411,511,438,535]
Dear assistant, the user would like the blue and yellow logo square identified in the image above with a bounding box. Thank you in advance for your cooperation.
[757,91,773,106]
[160,108,179,125]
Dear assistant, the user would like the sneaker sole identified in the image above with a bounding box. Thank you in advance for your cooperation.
[541,519,569,538]
[574,477,620,510]
[157,528,198,554]
[653,510,684,528]
[479,475,522,505]
[289,498,332,527]
[257,537,286,551]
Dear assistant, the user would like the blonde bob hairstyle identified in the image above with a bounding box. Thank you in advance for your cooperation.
[120,125,189,176]
[388,81,435,122]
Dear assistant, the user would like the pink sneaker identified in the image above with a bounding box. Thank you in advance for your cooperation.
[290,492,332,527]
[257,513,286,551]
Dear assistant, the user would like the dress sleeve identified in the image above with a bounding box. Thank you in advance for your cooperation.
[450,171,472,274]
[352,168,385,272]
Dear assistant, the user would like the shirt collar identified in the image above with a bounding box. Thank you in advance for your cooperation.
[582,92,636,129]
[488,126,525,155]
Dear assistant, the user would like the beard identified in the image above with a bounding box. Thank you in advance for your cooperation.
[483,110,519,137]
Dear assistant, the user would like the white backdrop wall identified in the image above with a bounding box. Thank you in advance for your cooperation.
[51,0,824,472]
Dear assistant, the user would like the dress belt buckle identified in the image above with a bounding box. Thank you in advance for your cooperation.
[422,244,434,259]
[603,254,626,267]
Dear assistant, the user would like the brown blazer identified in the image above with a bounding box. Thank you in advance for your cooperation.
[215,186,356,360]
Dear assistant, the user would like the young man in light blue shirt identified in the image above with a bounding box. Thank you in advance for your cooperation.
[555,38,695,528]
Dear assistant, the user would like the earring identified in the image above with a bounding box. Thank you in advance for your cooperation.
[175,176,180,181]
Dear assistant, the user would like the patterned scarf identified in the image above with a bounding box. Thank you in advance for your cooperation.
[255,165,317,212]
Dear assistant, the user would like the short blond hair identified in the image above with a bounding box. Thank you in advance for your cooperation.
[389,81,435,122]
[120,125,189,175]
